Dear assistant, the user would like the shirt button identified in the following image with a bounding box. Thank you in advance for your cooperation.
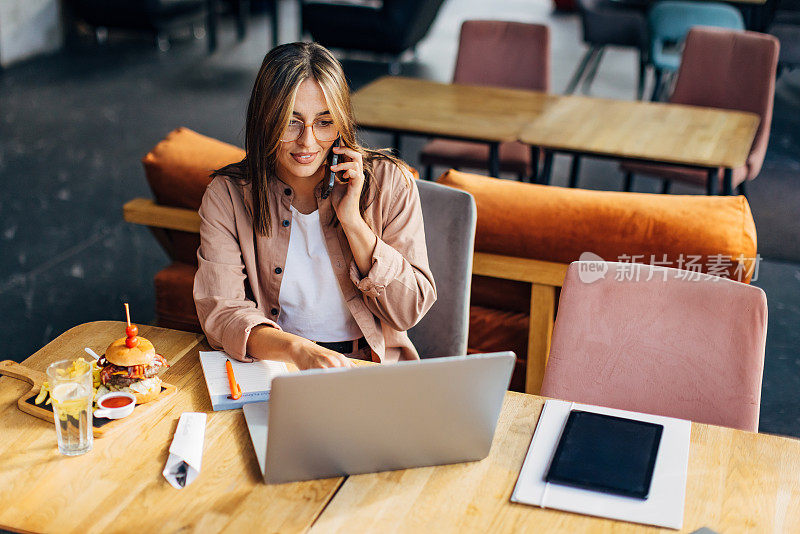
[275,267,282,274]
[284,188,291,195]
[270,308,278,316]
[282,219,290,227]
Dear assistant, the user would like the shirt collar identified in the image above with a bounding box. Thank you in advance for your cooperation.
[269,175,331,205]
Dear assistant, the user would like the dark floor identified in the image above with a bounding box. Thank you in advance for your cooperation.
[1,2,799,437]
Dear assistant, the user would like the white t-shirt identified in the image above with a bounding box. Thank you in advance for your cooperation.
[276,206,362,342]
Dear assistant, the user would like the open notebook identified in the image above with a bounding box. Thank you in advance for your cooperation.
[198,351,289,410]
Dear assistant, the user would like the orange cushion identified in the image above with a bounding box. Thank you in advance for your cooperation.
[470,276,530,313]
[154,262,202,333]
[142,128,245,266]
[142,127,245,211]
[468,305,529,392]
[438,169,758,282]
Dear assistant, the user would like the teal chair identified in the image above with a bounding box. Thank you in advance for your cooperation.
[648,1,744,100]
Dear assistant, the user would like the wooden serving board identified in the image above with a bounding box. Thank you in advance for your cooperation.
[0,359,176,438]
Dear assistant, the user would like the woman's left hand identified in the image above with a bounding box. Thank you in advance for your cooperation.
[329,145,365,228]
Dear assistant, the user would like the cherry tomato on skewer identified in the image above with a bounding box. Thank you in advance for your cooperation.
[125,336,139,349]
[126,325,138,338]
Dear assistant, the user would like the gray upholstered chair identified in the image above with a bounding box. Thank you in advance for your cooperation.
[407,181,476,358]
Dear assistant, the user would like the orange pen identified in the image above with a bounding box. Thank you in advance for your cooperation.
[226,360,242,400]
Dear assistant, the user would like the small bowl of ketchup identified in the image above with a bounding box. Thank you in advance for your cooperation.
[94,392,136,419]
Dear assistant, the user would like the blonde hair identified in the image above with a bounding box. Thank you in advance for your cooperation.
[213,42,409,236]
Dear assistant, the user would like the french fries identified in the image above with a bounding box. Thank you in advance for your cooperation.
[35,357,101,407]
[34,383,50,405]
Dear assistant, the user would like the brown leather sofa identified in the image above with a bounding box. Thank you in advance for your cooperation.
[127,127,758,393]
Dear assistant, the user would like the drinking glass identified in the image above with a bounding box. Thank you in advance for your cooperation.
[46,359,93,456]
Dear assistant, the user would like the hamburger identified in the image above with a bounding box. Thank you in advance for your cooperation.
[97,336,168,404]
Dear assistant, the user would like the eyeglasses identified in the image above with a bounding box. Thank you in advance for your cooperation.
[280,118,339,143]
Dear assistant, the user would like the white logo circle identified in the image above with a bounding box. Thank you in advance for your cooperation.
[577,252,607,283]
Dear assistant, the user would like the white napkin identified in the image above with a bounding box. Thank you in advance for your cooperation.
[162,412,206,489]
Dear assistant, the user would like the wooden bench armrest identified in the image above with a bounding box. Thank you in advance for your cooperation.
[473,253,567,287]
[473,253,568,395]
[123,198,201,233]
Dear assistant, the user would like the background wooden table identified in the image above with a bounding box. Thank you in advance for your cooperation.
[352,76,556,177]
[517,93,760,194]
[353,77,760,194]
[353,76,550,143]
[517,94,760,169]
[311,392,800,533]
[0,321,343,534]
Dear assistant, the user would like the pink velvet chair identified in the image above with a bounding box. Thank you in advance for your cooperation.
[419,20,550,181]
[621,27,779,196]
[540,261,768,432]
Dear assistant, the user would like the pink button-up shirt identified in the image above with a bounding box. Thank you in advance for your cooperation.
[193,158,437,363]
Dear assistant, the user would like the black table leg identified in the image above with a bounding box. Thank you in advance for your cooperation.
[489,142,500,178]
[624,172,634,192]
[392,133,401,156]
[206,0,218,54]
[236,0,250,41]
[529,146,539,183]
[722,168,733,195]
[741,5,761,31]
[270,0,279,48]
[538,151,554,185]
[706,169,717,195]
[568,156,581,188]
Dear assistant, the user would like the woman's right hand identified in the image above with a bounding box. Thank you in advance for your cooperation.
[290,338,358,370]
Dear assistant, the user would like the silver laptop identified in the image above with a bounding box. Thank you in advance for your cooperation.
[242,352,515,484]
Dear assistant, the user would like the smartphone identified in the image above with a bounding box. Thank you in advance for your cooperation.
[321,137,340,199]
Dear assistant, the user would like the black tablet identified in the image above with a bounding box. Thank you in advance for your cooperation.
[544,410,663,499]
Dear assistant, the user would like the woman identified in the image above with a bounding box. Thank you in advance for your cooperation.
[193,42,436,370]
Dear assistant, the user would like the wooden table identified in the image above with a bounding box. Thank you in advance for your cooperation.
[352,77,549,178]
[3,324,800,533]
[352,77,760,194]
[312,392,800,533]
[0,322,343,534]
[517,92,760,195]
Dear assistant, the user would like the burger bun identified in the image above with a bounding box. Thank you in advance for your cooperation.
[105,336,155,367]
